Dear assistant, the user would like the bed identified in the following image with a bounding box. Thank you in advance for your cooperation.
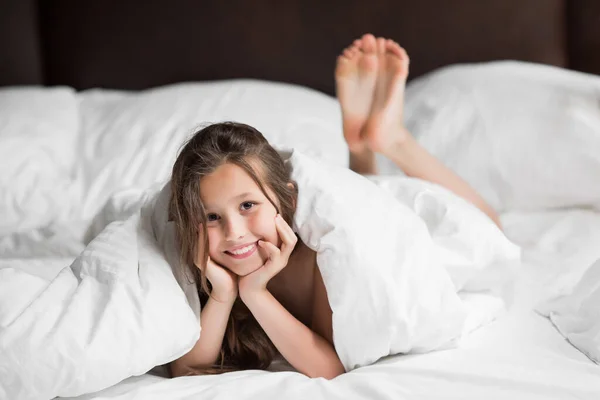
[2,1,600,399]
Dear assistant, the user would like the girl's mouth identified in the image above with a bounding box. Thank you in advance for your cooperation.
[225,242,258,259]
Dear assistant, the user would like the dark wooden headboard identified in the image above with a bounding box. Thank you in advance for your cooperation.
[2,0,599,95]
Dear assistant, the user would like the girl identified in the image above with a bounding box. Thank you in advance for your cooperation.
[168,34,500,380]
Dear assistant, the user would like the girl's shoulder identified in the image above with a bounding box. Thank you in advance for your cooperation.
[292,238,317,266]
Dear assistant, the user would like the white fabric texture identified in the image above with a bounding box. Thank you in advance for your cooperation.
[55,209,600,400]
[398,61,600,212]
[0,149,520,399]
[6,63,600,398]
[0,87,81,235]
[0,80,345,236]
[288,151,521,371]
[0,188,199,400]
[77,80,346,222]
[537,258,600,364]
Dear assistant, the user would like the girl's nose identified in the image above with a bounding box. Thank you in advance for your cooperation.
[224,216,246,241]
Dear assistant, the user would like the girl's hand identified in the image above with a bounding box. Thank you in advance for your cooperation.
[195,224,238,303]
[239,214,298,299]
[202,257,238,303]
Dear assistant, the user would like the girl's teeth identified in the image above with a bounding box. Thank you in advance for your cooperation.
[231,244,255,255]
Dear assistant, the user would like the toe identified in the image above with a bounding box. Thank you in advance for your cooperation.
[337,55,346,64]
[386,41,410,64]
[397,45,410,65]
[336,55,351,75]
[385,40,402,57]
[376,37,386,54]
[385,39,396,52]
[362,33,375,42]
[362,34,377,53]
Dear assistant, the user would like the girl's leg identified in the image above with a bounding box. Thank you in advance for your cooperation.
[336,36,501,228]
[376,133,502,229]
[335,34,379,174]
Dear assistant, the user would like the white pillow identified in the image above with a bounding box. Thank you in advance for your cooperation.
[537,258,600,365]
[401,61,600,212]
[77,80,347,221]
[289,151,520,370]
[0,87,81,234]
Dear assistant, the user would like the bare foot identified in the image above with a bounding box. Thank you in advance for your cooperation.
[362,39,411,156]
[335,33,378,153]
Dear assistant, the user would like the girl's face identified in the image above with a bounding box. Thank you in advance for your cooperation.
[199,162,281,276]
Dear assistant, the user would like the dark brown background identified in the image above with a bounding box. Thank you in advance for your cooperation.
[1,0,599,95]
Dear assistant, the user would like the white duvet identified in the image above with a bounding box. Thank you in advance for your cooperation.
[0,149,519,400]
[0,192,199,400]
[290,152,519,370]
[60,208,600,400]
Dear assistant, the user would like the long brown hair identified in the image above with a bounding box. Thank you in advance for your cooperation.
[170,122,297,373]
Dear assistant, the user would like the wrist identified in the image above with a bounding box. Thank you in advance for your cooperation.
[239,286,269,305]
[210,288,238,304]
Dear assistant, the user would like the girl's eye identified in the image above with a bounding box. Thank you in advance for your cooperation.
[206,213,219,222]
[241,201,255,211]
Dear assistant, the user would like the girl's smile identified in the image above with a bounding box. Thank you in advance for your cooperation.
[225,241,258,259]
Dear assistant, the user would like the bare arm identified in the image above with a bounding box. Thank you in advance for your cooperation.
[310,267,335,347]
[170,296,235,377]
[241,289,345,380]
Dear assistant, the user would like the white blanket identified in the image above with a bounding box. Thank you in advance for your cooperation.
[0,189,199,400]
[537,258,600,364]
[0,151,520,399]
[289,151,520,370]
[58,208,600,400]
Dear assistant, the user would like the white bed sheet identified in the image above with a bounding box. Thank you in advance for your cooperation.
[55,209,600,400]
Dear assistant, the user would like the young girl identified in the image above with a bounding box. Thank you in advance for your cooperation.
[168,34,500,380]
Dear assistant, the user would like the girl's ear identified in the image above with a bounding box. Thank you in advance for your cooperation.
[287,182,296,209]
